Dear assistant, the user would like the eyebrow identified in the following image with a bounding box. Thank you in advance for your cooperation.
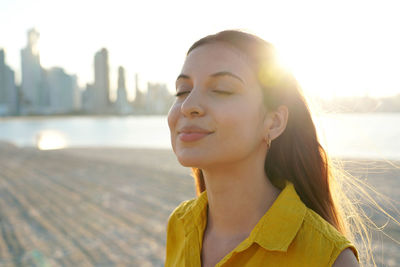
[175,71,245,85]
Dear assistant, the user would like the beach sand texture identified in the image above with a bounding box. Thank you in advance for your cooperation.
[0,142,398,266]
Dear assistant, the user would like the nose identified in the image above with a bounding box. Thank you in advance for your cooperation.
[180,88,205,117]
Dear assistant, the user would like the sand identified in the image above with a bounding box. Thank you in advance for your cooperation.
[0,141,398,266]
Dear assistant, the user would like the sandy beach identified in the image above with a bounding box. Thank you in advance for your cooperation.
[0,141,398,266]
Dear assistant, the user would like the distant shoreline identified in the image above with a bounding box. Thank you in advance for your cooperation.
[0,113,167,121]
[1,111,399,121]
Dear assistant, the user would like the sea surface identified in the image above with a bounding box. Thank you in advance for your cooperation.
[1,113,399,160]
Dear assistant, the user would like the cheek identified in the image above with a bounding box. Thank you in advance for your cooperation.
[167,103,179,130]
[216,103,263,146]
[167,103,180,149]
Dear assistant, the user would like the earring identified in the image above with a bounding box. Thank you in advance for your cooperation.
[265,134,272,149]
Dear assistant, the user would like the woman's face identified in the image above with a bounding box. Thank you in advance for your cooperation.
[167,42,269,168]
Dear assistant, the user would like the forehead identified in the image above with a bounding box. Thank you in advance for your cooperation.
[181,42,255,82]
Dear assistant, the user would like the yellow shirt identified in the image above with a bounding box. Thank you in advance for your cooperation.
[165,182,359,266]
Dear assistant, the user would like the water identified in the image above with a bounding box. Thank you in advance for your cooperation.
[313,113,400,160]
[0,113,399,160]
[0,116,170,149]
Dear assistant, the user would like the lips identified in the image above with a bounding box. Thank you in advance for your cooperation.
[178,125,214,142]
[179,132,213,142]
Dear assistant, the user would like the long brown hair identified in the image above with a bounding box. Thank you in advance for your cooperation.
[188,29,344,231]
[185,30,390,266]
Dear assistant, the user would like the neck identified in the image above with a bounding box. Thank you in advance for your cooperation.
[202,153,281,240]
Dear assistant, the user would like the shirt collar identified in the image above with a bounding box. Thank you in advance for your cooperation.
[250,181,307,251]
[176,180,307,252]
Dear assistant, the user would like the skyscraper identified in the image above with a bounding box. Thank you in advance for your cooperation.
[146,82,173,114]
[0,49,18,115]
[93,48,110,111]
[115,66,132,114]
[44,67,80,114]
[133,73,144,112]
[20,29,47,113]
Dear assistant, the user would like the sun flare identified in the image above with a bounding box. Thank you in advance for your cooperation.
[36,130,68,150]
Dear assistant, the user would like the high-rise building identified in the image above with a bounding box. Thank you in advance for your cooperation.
[146,82,173,114]
[133,73,144,112]
[0,49,18,115]
[44,67,80,113]
[0,50,5,103]
[82,83,95,112]
[93,48,110,111]
[20,29,47,113]
[115,66,132,114]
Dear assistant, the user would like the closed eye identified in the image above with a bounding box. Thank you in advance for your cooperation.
[174,90,232,97]
[213,90,232,95]
[174,91,190,97]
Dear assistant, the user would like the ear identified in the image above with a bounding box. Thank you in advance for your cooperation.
[264,105,289,141]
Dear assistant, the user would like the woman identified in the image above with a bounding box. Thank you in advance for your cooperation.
[165,30,360,266]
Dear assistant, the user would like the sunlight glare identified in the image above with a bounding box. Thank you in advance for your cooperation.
[36,130,68,150]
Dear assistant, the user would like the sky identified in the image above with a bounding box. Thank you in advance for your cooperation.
[1,0,400,101]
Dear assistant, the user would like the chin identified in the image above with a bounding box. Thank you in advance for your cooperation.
[176,157,203,168]
[175,150,207,168]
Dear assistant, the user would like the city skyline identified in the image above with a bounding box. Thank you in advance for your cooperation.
[0,28,174,116]
[1,0,400,100]
[2,28,400,117]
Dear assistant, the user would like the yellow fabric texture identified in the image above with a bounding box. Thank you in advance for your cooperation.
[165,182,359,267]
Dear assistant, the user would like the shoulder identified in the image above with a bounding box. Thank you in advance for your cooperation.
[299,208,359,265]
[332,248,359,266]
[167,190,208,225]
[166,197,198,235]
[165,197,198,265]
[302,208,348,244]
[167,197,197,223]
